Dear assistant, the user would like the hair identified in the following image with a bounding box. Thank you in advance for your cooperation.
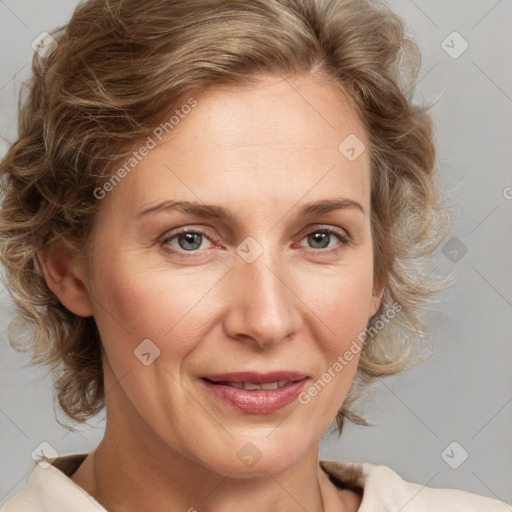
[0,0,451,434]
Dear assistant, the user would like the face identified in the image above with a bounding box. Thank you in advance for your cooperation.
[82,74,381,477]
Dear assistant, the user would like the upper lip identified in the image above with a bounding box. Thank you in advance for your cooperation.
[201,371,308,384]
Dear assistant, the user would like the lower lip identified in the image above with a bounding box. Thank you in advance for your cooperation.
[200,378,308,414]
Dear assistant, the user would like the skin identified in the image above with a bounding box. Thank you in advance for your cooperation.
[40,73,384,512]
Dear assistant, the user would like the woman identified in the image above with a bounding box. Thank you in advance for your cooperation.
[0,0,506,510]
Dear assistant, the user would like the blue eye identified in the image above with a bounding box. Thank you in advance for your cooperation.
[162,230,213,252]
[160,226,350,257]
[300,229,347,250]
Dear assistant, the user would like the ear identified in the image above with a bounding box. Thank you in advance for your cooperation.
[368,276,387,319]
[38,237,94,317]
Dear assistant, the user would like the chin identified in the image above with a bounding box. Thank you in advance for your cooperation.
[190,429,313,478]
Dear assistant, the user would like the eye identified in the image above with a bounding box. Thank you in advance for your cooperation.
[297,227,351,253]
[160,225,351,258]
[161,228,214,253]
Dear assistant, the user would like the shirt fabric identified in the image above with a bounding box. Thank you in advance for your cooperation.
[0,453,507,511]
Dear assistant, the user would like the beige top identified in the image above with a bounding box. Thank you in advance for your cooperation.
[0,453,507,511]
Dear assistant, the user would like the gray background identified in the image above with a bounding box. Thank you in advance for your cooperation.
[1,0,511,506]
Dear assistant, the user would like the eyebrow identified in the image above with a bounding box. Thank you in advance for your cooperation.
[135,197,365,221]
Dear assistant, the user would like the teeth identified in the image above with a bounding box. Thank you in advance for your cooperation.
[222,380,290,390]
[243,382,261,390]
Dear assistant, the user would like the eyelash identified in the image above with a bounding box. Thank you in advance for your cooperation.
[160,226,352,258]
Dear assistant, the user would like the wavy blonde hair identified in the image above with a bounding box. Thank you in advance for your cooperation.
[0,0,450,433]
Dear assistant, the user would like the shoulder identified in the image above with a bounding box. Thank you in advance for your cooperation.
[0,453,106,512]
[319,459,508,511]
[0,488,42,512]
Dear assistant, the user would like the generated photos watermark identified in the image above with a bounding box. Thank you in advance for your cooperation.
[298,300,402,405]
[93,97,198,200]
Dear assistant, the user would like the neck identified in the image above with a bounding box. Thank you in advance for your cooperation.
[76,430,331,512]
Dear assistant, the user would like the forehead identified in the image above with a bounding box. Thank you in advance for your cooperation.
[100,74,370,219]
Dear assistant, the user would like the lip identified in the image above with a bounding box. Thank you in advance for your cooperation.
[201,371,308,384]
[200,371,309,414]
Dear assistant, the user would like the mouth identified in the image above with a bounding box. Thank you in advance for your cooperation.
[200,371,309,414]
[206,380,293,390]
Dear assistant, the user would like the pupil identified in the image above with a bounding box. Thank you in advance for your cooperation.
[310,232,329,249]
[177,232,330,251]
[179,233,201,250]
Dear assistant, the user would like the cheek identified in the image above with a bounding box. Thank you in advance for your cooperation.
[90,253,216,366]
[300,264,374,342]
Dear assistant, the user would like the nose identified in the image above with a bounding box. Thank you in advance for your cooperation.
[222,245,303,349]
